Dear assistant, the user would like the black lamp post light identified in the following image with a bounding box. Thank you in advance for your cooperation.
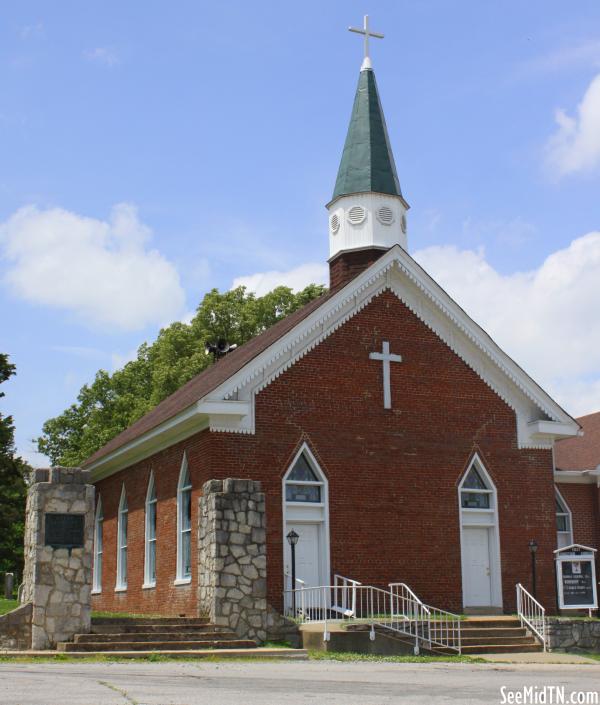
[286,530,300,615]
[529,539,538,599]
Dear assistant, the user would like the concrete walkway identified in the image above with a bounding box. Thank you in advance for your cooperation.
[479,651,599,664]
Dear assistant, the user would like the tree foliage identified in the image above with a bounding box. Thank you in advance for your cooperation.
[0,354,30,578]
[38,284,326,466]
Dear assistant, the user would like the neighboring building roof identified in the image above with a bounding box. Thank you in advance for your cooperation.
[82,292,333,468]
[331,68,402,203]
[555,411,600,471]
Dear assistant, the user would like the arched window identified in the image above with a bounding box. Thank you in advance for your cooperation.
[460,465,492,509]
[176,455,192,583]
[144,472,157,588]
[555,489,573,549]
[285,452,323,504]
[116,485,128,590]
[92,497,103,593]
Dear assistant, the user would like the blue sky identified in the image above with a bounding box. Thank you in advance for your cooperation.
[2,1,600,465]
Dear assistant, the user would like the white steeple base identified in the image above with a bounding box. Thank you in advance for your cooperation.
[327,192,408,259]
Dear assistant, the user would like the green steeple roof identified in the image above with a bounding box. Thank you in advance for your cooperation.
[332,69,402,202]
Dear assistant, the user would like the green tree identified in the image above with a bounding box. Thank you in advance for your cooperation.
[38,284,326,466]
[0,354,30,580]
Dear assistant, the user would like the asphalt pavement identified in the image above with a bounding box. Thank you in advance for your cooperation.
[1,659,599,705]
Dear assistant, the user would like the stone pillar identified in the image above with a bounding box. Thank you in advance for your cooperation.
[198,479,267,643]
[22,467,95,649]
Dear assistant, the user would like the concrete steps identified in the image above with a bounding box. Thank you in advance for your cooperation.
[58,639,257,652]
[57,617,258,653]
[73,631,237,643]
[432,618,543,655]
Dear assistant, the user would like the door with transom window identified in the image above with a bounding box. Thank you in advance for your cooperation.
[458,456,503,610]
[282,444,330,590]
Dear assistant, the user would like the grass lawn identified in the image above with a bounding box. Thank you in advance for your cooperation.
[308,650,483,663]
[0,598,18,616]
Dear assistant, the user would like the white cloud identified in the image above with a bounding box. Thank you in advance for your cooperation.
[522,40,600,75]
[84,47,119,67]
[414,234,600,417]
[232,262,328,297]
[545,73,600,177]
[462,216,537,249]
[0,203,186,331]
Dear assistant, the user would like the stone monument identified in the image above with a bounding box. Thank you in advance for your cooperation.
[21,467,95,649]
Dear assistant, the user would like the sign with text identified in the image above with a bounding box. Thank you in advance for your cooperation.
[555,545,597,610]
[44,513,85,550]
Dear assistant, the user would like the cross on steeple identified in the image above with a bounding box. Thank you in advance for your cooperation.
[369,341,402,409]
[349,14,384,71]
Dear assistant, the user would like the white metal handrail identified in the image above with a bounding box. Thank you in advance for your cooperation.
[332,574,362,617]
[284,573,306,590]
[389,582,431,619]
[516,583,546,651]
[283,582,461,654]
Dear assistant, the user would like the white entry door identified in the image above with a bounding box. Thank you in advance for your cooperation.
[285,523,321,588]
[463,527,492,606]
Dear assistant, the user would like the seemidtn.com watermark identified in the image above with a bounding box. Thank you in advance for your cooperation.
[500,686,599,704]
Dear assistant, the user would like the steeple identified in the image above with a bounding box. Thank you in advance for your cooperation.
[331,68,402,202]
[327,16,409,291]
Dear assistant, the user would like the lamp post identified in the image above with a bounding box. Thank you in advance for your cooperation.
[529,539,538,599]
[287,530,299,615]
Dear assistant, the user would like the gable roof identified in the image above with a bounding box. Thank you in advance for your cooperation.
[82,292,333,468]
[555,411,600,471]
[331,68,403,203]
[84,246,580,478]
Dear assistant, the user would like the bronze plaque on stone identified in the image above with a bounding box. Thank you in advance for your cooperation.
[45,513,85,549]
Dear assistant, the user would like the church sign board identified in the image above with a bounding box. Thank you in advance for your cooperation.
[554,544,597,611]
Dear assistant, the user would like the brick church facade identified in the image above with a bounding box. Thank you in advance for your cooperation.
[84,48,598,620]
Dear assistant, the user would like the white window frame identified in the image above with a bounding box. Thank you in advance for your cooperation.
[115,485,128,591]
[92,496,103,594]
[144,471,157,589]
[555,487,574,549]
[175,454,192,584]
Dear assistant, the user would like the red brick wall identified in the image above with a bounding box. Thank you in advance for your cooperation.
[556,483,600,551]
[93,291,558,616]
[329,248,387,291]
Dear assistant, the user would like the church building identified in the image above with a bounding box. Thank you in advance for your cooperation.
[83,21,596,623]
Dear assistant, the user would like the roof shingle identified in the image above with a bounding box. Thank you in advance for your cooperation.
[555,411,600,471]
[82,292,332,467]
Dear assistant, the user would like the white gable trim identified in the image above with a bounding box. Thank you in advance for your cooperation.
[89,246,579,478]
[207,246,578,447]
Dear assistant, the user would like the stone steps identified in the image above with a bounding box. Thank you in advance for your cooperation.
[57,616,258,653]
[58,639,257,652]
[91,617,210,626]
[91,623,215,635]
[75,631,237,643]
